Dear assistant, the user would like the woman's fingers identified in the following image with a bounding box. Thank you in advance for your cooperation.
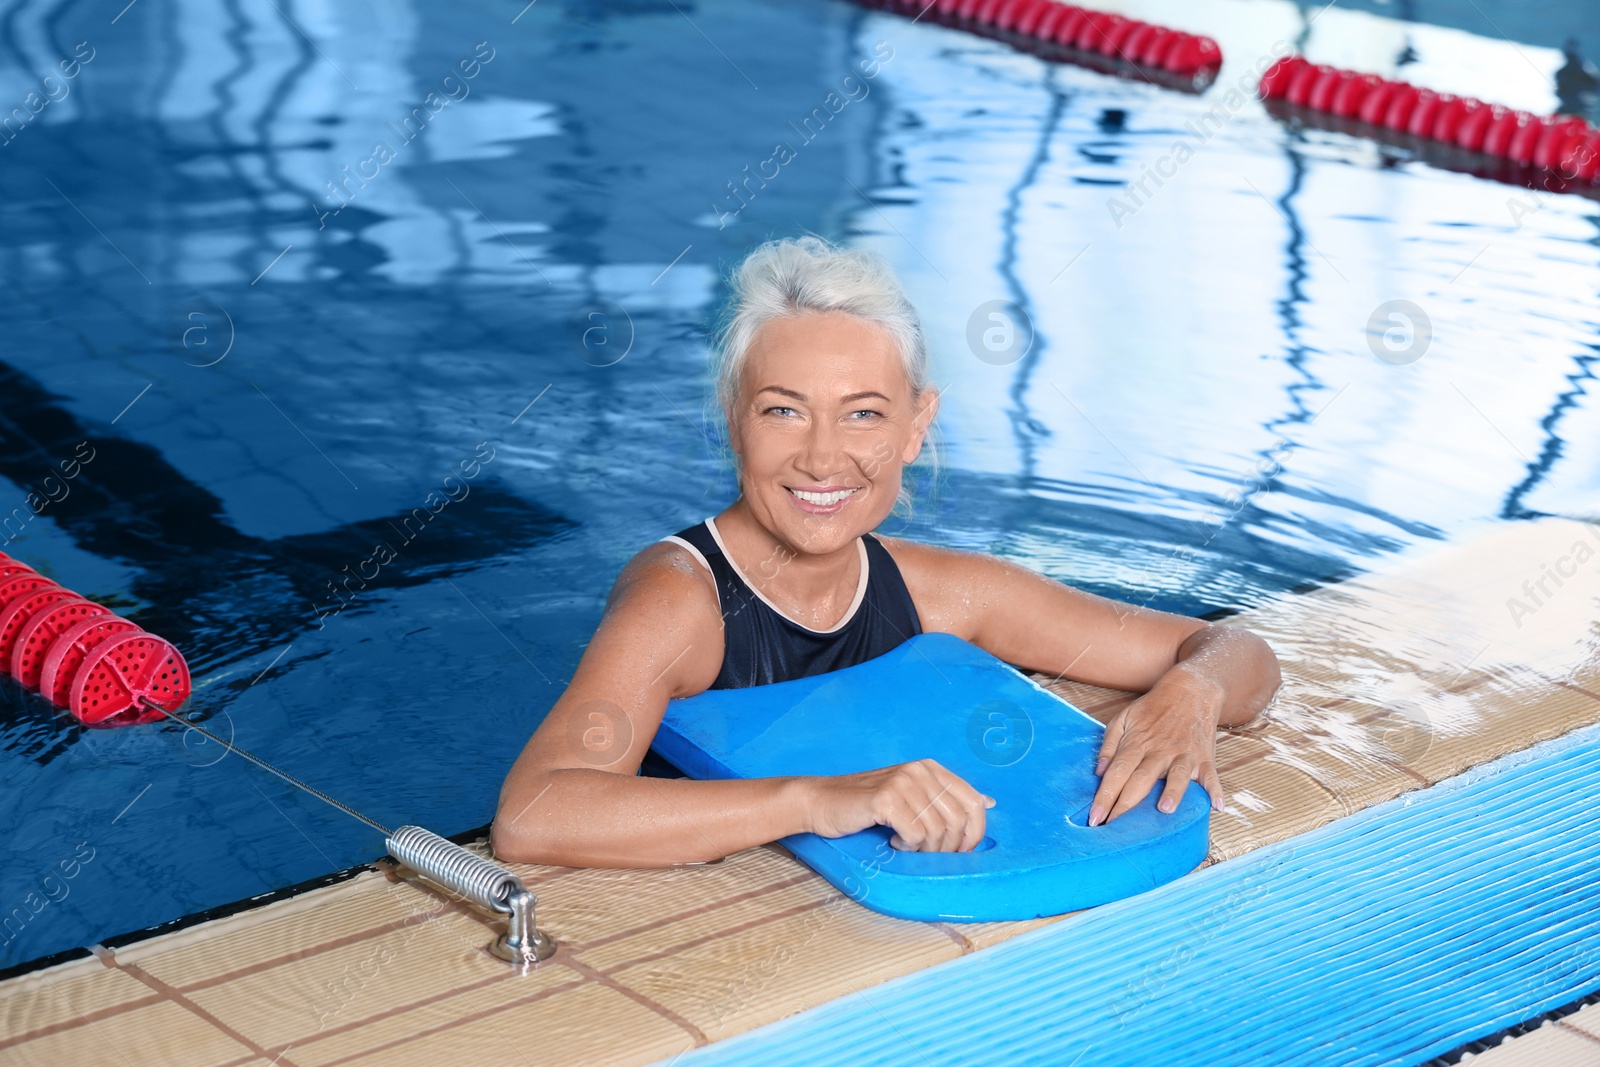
[884,759,987,852]
[1089,744,1141,826]
[1090,709,1146,823]
[909,763,973,852]
[817,759,990,853]
[1102,753,1168,823]
[1093,746,1229,823]
[1094,711,1126,777]
[1092,745,1198,825]
[1153,758,1193,815]
[890,760,938,849]
[931,759,988,852]
[1201,761,1228,813]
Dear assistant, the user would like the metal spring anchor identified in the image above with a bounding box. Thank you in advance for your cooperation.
[386,825,555,965]
[147,700,556,966]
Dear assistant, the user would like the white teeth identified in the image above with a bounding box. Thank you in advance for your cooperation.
[791,488,857,506]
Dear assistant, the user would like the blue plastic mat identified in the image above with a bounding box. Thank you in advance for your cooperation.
[653,720,1600,1066]
[652,633,1211,921]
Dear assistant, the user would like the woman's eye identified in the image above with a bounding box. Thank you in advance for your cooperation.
[763,406,797,417]
[847,409,884,421]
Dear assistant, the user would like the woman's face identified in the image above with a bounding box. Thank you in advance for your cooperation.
[730,311,935,555]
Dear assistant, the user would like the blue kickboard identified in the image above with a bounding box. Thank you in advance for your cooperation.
[653,632,1211,922]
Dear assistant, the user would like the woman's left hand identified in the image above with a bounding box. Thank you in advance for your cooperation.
[1088,674,1227,826]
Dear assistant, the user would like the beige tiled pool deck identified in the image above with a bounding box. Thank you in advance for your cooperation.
[3,516,1599,1067]
[1465,1006,1600,1067]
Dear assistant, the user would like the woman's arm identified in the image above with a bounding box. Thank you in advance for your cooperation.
[492,543,992,867]
[882,538,1281,824]
[492,543,797,867]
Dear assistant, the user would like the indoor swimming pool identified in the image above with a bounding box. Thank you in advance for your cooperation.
[0,6,1595,1061]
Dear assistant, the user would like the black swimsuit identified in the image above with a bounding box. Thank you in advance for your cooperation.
[663,517,923,689]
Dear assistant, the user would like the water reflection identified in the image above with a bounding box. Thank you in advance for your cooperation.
[856,0,1598,596]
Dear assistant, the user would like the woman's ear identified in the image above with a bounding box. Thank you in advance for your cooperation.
[901,386,940,464]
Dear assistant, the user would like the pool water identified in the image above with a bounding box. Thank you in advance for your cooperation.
[0,0,1596,970]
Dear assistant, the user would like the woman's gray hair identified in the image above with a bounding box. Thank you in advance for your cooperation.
[712,236,931,415]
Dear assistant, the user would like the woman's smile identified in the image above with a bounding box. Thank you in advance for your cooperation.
[786,484,862,514]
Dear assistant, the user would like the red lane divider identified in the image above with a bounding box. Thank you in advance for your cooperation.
[13,598,111,690]
[0,556,190,725]
[863,0,1222,82]
[1260,55,1600,185]
[41,616,142,709]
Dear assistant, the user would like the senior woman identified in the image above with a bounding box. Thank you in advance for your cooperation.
[493,237,1280,867]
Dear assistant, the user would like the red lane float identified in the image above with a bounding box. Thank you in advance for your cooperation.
[0,555,192,725]
[41,616,142,709]
[1259,55,1600,188]
[862,0,1222,84]
[0,561,38,584]
[71,632,189,726]
[12,598,110,688]
[0,586,76,665]
[0,573,56,609]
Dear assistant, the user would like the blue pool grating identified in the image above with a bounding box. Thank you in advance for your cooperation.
[657,721,1600,1066]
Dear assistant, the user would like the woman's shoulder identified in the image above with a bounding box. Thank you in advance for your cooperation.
[609,536,721,616]
[872,533,978,576]
[558,537,724,705]
[876,535,1058,592]
[871,534,1006,638]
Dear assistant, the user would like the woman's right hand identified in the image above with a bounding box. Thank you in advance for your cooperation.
[802,759,994,852]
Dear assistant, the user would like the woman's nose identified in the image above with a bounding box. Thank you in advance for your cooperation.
[796,418,845,474]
